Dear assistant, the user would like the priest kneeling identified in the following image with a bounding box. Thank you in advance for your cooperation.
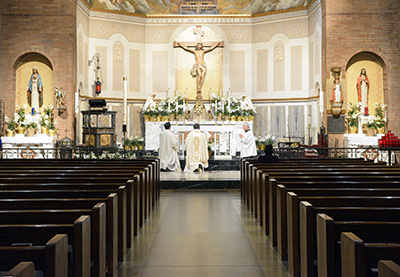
[159,122,181,171]
[184,123,209,173]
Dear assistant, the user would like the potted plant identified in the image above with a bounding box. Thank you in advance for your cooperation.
[5,116,16,136]
[136,137,145,150]
[346,102,361,134]
[48,121,56,136]
[365,116,377,136]
[374,103,387,134]
[15,104,28,134]
[26,121,37,137]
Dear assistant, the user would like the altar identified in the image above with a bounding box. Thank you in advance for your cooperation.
[145,121,252,159]
[1,134,56,159]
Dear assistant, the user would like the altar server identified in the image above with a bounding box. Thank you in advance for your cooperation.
[239,122,257,158]
[184,123,209,173]
[159,122,181,171]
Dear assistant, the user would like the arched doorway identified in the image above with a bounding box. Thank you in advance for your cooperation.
[14,52,54,111]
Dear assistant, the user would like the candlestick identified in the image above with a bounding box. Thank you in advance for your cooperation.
[228,88,231,98]
[123,76,128,125]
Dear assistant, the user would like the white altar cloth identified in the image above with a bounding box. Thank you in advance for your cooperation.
[344,134,384,147]
[145,121,253,159]
[1,134,56,158]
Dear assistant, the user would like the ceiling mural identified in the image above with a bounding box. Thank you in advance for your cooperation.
[87,0,311,15]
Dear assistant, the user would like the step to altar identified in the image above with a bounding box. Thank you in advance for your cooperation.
[178,158,240,171]
[160,171,240,189]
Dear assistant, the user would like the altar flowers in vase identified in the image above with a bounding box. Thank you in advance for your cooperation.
[365,116,377,136]
[374,103,387,134]
[141,100,159,121]
[41,105,55,135]
[346,102,361,134]
[14,104,28,134]
[5,116,16,136]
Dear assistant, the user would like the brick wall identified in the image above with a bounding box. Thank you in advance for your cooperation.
[0,0,77,138]
[322,0,400,133]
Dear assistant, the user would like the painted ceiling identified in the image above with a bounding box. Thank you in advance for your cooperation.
[86,0,311,15]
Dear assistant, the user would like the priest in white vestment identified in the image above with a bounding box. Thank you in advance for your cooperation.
[239,122,257,158]
[184,123,209,172]
[159,122,181,171]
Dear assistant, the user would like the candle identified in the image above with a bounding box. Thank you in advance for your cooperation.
[186,88,188,99]
[228,88,231,98]
[175,89,178,97]
[123,76,127,125]
[220,89,222,97]
[210,88,212,97]
[215,99,217,115]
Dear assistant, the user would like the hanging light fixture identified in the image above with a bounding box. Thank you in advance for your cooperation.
[88,53,103,96]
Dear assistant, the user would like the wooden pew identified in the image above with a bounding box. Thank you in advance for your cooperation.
[342,232,400,277]
[0,205,106,277]
[276,187,400,266]
[4,262,35,277]
[378,261,400,277]
[0,234,68,277]
[0,215,90,277]
[297,197,400,277]
[317,214,400,277]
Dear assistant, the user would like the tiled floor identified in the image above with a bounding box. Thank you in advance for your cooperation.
[118,190,289,276]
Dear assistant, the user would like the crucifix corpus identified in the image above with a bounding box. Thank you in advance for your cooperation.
[174,26,224,100]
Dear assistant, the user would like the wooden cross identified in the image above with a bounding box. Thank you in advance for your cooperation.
[174,26,224,100]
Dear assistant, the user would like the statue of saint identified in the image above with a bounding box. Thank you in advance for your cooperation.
[54,87,66,110]
[331,78,343,102]
[356,68,370,115]
[27,67,43,113]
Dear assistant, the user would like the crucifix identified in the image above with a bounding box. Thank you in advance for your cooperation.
[174,26,224,100]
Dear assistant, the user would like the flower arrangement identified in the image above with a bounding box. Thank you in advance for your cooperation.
[41,105,55,130]
[365,115,377,129]
[374,103,387,128]
[14,104,28,128]
[125,136,145,149]
[256,134,275,147]
[346,102,361,127]
[5,116,16,131]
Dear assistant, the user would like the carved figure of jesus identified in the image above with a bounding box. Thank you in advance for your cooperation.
[174,41,223,99]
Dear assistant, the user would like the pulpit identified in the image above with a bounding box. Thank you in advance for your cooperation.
[81,110,117,148]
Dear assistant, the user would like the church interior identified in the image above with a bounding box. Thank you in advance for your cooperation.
[0,0,400,276]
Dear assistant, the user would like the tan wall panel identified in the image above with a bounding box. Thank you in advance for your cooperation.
[84,42,88,87]
[290,46,302,91]
[273,41,285,91]
[113,41,124,91]
[129,49,140,92]
[230,50,245,93]
[95,46,107,90]
[153,51,168,93]
[257,49,268,92]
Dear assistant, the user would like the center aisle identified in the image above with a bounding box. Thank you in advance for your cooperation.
[118,190,289,276]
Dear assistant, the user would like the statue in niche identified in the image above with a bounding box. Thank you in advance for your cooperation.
[356,68,370,115]
[330,78,343,116]
[27,67,43,113]
[54,87,66,111]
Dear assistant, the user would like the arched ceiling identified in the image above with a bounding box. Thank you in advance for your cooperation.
[85,0,311,16]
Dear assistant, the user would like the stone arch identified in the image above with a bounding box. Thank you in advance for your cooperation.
[14,52,54,111]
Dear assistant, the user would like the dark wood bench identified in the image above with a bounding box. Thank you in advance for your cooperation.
[4,261,35,277]
[0,234,68,277]
[0,215,90,277]
[317,214,400,277]
[296,197,400,277]
[0,205,106,277]
[342,232,400,277]
[378,260,400,277]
